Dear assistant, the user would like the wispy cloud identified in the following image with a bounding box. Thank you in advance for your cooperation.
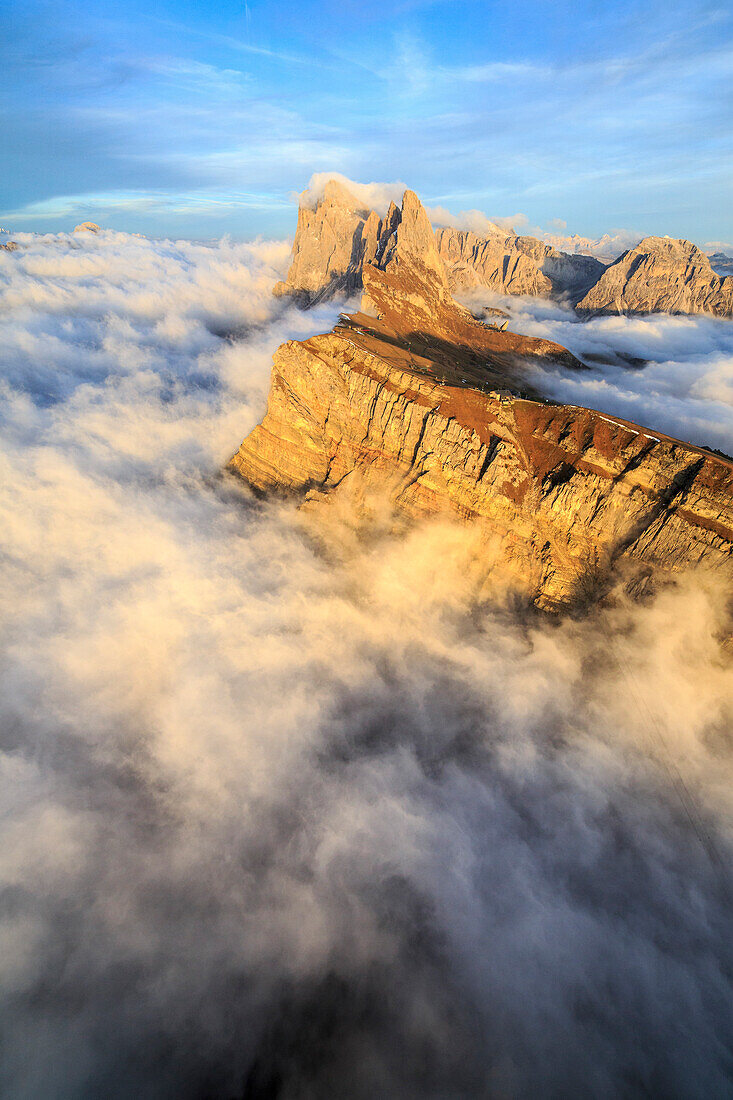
[0,190,293,225]
[2,0,731,241]
[147,15,319,67]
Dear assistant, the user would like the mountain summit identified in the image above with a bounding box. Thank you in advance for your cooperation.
[275,181,733,319]
[577,236,733,317]
[273,183,450,305]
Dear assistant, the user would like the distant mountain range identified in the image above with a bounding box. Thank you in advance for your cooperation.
[274,179,733,319]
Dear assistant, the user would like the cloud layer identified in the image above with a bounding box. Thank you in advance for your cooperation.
[1,232,732,1098]
[458,289,733,454]
[297,172,408,216]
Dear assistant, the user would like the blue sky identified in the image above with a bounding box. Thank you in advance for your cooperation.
[2,0,732,243]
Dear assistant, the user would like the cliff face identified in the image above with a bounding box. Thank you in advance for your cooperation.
[272,179,371,303]
[434,226,551,297]
[231,261,733,609]
[577,237,733,317]
[276,180,733,319]
[276,180,602,305]
[435,228,604,299]
[274,183,450,306]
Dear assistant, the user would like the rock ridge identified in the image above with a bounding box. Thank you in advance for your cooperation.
[576,236,733,317]
[275,179,733,319]
[231,250,733,608]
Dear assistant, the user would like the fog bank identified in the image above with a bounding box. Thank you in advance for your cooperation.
[460,290,733,454]
[1,233,732,1098]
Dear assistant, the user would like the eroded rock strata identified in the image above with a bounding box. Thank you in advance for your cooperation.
[576,236,733,317]
[231,261,733,609]
[276,181,600,306]
[274,183,451,305]
[435,227,604,300]
[275,179,733,319]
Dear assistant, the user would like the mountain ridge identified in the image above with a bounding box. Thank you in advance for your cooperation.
[229,187,733,610]
[275,179,733,319]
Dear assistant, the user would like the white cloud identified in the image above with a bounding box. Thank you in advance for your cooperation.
[297,172,408,216]
[0,230,732,1096]
[0,190,293,226]
[537,227,642,259]
[427,205,518,236]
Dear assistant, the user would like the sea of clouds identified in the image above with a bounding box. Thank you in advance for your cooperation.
[459,289,733,454]
[1,231,732,1098]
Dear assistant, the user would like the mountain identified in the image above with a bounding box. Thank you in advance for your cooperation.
[538,230,641,263]
[275,180,603,305]
[706,251,733,278]
[577,237,733,317]
[273,180,450,305]
[230,189,733,609]
[275,181,733,319]
[435,228,604,299]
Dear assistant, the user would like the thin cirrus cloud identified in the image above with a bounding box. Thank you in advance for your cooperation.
[2,0,731,241]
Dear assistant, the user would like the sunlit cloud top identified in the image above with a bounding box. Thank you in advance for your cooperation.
[3,0,732,242]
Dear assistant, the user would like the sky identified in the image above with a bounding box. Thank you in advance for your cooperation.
[2,0,733,244]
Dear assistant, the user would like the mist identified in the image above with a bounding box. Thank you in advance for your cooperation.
[1,232,732,1099]
[460,290,733,454]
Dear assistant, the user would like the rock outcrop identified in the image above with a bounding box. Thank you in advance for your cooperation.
[231,253,733,609]
[274,182,449,306]
[272,180,371,303]
[435,226,551,297]
[577,237,733,317]
[434,227,605,299]
[276,180,603,305]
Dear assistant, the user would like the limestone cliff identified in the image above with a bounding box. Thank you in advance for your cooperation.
[435,228,604,299]
[577,237,733,317]
[276,179,733,320]
[274,182,448,306]
[434,226,551,297]
[276,180,602,306]
[231,261,733,609]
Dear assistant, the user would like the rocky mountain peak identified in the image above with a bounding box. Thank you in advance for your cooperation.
[275,180,451,305]
[577,235,733,316]
[375,189,450,297]
[320,178,369,213]
[274,178,733,320]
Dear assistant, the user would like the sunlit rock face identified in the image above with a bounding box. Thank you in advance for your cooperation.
[577,236,733,317]
[231,255,733,610]
[275,180,603,306]
[276,180,733,320]
[274,182,451,306]
[435,227,605,300]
